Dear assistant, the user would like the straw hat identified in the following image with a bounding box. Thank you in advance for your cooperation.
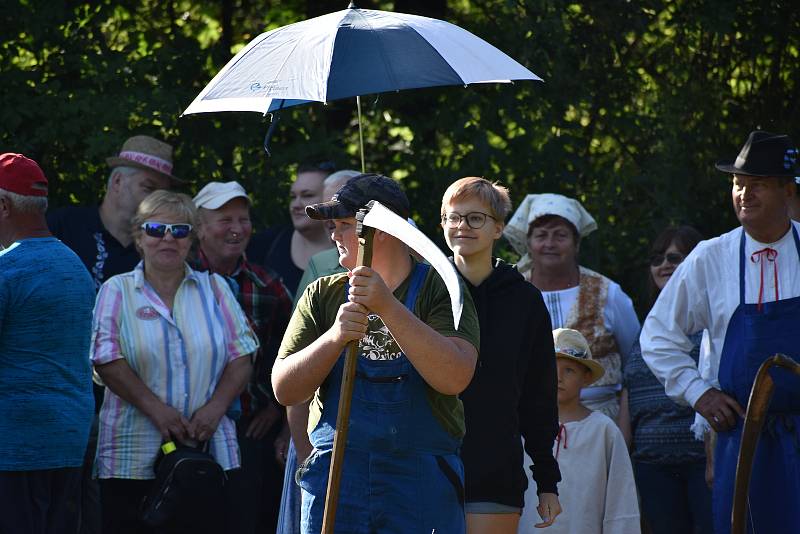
[553,328,604,385]
[106,135,182,183]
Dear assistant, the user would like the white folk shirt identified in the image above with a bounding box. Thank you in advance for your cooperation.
[641,222,800,411]
[520,412,640,534]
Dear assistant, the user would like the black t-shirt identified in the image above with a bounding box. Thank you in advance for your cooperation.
[47,206,141,291]
[246,225,303,298]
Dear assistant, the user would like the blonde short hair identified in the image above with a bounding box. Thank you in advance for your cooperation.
[131,190,197,241]
[440,177,512,221]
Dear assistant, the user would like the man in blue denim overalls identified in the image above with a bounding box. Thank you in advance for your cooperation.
[273,173,481,534]
[641,131,800,534]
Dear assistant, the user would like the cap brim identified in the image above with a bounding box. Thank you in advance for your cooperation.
[107,157,185,185]
[556,353,605,385]
[305,200,356,221]
[195,192,250,210]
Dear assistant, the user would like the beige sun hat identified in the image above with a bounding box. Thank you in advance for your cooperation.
[553,328,604,385]
[503,193,597,272]
[106,135,182,183]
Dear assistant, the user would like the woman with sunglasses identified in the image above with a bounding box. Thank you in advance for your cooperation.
[618,225,713,534]
[440,178,561,533]
[504,194,640,420]
[90,190,258,533]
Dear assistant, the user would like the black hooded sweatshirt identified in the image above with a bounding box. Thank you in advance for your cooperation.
[459,258,561,507]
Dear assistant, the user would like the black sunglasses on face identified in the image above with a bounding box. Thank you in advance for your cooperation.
[141,222,193,239]
[441,211,497,230]
[650,252,684,267]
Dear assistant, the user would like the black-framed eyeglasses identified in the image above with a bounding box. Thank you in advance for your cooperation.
[140,222,193,239]
[441,211,497,230]
[650,252,684,267]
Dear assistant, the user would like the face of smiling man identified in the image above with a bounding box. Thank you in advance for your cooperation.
[197,197,252,269]
[731,174,793,241]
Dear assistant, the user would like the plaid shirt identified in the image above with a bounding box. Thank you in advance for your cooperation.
[193,250,292,416]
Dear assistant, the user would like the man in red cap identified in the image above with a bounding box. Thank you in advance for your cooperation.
[0,154,96,534]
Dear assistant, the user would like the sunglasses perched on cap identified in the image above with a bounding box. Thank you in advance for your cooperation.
[441,211,497,230]
[140,222,193,239]
[649,252,685,267]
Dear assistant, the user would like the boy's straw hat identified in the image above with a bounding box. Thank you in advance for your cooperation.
[553,328,605,385]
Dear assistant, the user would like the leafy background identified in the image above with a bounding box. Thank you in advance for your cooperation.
[2,0,799,315]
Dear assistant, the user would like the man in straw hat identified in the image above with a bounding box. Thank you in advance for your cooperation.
[641,131,800,534]
[47,134,180,534]
[48,134,181,289]
[0,154,96,534]
[519,328,639,534]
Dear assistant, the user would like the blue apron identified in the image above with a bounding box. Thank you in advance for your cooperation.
[713,227,800,534]
[298,263,466,534]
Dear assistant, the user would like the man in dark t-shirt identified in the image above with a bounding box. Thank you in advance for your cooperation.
[48,135,179,289]
[46,135,179,534]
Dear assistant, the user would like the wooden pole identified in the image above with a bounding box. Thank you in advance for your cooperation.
[321,209,374,533]
[731,353,800,534]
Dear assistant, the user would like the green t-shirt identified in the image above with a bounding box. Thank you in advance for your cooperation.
[278,261,480,439]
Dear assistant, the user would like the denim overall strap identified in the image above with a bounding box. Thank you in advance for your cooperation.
[712,226,800,534]
[310,262,461,455]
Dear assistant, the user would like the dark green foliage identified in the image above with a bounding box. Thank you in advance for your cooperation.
[2,0,798,314]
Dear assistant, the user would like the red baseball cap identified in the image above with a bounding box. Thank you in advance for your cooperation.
[0,153,48,197]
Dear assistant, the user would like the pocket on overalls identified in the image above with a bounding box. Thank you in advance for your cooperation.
[295,448,325,490]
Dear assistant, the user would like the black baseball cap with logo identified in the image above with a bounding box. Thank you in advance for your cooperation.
[305,173,410,220]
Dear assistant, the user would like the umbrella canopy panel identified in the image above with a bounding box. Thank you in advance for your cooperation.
[184,7,541,116]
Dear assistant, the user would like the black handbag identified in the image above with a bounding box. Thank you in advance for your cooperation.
[140,441,226,528]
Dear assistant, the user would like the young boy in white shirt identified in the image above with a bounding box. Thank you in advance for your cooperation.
[520,328,640,534]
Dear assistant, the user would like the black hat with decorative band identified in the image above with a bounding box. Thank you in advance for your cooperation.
[715,130,798,177]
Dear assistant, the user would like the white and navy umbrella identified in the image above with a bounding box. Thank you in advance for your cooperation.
[183,2,541,165]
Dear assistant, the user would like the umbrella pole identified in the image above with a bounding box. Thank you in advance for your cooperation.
[357,95,366,173]
[321,212,374,534]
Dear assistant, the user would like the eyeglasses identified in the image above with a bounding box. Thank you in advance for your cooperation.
[650,252,684,267]
[140,222,193,239]
[441,211,497,230]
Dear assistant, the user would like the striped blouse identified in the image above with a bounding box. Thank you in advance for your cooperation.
[90,262,258,479]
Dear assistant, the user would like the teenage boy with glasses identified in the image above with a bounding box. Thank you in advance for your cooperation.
[440,177,562,534]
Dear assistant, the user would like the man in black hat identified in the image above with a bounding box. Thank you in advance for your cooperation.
[641,131,800,534]
[272,174,480,534]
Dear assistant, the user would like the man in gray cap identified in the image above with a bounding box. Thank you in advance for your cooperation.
[193,181,292,533]
[641,131,800,534]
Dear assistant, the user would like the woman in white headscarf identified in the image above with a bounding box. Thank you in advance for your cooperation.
[504,194,640,419]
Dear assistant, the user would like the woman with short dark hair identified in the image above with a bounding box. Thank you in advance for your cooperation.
[619,225,713,534]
